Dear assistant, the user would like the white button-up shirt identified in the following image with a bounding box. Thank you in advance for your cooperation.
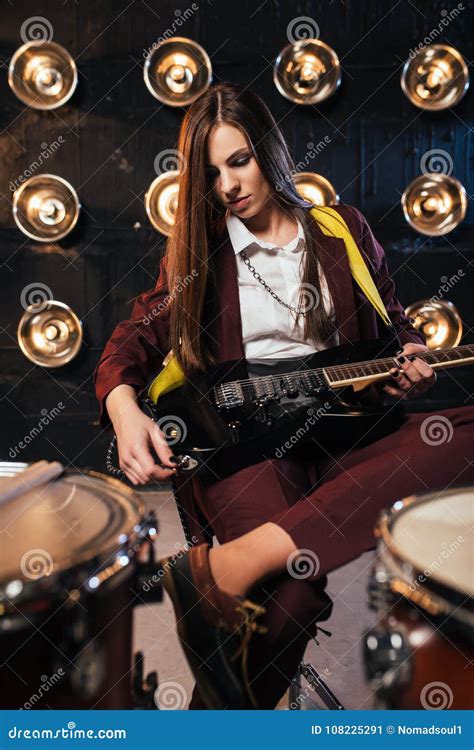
[225,213,340,361]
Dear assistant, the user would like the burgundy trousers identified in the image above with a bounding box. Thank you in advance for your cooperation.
[177,405,474,709]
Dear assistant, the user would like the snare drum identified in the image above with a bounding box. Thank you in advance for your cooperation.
[0,462,162,709]
[364,485,473,709]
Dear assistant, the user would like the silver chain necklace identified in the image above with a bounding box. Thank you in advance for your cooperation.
[239,248,308,317]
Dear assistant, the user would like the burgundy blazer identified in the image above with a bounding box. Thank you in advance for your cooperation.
[93,204,425,430]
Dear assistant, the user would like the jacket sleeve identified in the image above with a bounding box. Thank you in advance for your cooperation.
[350,206,426,348]
[93,255,171,430]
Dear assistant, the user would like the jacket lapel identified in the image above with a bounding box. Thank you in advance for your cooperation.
[210,215,360,363]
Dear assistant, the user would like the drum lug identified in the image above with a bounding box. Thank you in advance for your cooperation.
[133,539,164,604]
[367,563,393,612]
[363,625,412,702]
[132,651,158,709]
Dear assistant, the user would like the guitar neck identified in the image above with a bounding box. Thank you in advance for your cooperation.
[324,344,474,390]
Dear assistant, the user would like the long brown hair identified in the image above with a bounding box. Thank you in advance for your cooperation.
[165,81,338,374]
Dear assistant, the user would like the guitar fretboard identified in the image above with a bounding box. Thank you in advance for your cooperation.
[324,344,474,386]
[230,344,474,393]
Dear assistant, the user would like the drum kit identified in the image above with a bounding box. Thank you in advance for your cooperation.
[0,461,164,709]
[365,486,473,710]
[0,460,472,709]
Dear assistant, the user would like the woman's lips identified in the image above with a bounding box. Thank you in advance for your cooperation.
[228,195,250,209]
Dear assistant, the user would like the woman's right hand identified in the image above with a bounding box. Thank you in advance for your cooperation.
[114,407,178,486]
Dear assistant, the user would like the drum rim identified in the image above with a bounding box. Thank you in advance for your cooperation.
[0,465,147,608]
[376,484,473,624]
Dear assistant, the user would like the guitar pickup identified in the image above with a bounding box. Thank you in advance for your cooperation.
[279,376,299,399]
[300,372,326,396]
[252,380,279,405]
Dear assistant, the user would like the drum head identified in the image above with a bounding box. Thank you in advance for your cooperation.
[0,464,144,590]
[386,486,473,611]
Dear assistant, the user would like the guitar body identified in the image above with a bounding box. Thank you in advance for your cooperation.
[144,338,406,480]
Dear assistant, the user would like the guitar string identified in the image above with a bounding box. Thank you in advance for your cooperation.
[216,345,473,394]
[225,352,474,395]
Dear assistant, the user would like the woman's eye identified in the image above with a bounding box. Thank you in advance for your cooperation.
[205,156,250,179]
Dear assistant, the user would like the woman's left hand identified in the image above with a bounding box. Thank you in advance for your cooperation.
[380,343,437,399]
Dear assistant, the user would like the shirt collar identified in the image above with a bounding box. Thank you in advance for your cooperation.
[225,213,305,255]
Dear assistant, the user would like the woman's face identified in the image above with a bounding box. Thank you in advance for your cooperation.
[205,123,272,217]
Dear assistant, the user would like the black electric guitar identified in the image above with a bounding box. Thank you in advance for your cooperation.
[107,339,474,481]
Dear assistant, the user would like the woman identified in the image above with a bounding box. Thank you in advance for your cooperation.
[94,82,474,710]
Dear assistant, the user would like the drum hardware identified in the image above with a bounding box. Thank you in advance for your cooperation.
[367,561,394,611]
[144,170,179,235]
[289,661,345,711]
[300,663,344,710]
[365,486,474,709]
[288,624,345,711]
[273,39,341,105]
[144,37,212,106]
[132,651,158,709]
[389,577,445,618]
[0,463,166,708]
[376,494,473,628]
[405,300,462,350]
[401,173,467,236]
[363,625,413,701]
[0,460,64,505]
[8,40,78,110]
[400,44,469,111]
[69,641,107,700]
[12,174,81,242]
[131,521,165,604]
[17,300,83,367]
[293,172,339,206]
[51,608,107,701]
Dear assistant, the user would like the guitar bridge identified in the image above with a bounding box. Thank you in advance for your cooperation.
[213,382,244,411]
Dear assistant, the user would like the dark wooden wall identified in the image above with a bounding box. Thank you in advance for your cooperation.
[0,0,472,472]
